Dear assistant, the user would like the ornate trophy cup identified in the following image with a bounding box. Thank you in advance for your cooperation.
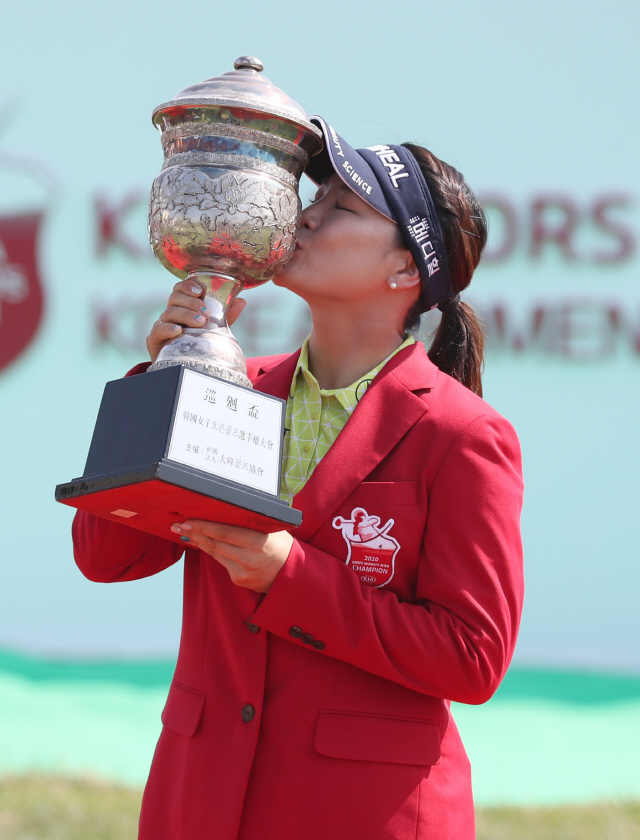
[56,58,322,539]
[147,55,321,388]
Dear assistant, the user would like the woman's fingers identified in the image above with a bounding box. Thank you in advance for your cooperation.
[173,277,205,300]
[163,303,209,328]
[169,520,293,593]
[146,279,207,362]
[174,520,262,548]
[167,281,206,312]
[163,280,246,327]
[146,279,247,362]
[151,320,182,342]
[228,296,246,326]
[146,319,181,362]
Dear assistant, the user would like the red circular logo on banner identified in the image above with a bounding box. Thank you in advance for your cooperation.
[0,211,45,373]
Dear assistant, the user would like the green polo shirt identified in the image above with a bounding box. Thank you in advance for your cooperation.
[280,335,415,505]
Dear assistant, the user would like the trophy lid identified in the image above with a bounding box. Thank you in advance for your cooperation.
[153,56,322,144]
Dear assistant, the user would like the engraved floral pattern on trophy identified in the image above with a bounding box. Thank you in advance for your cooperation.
[146,56,321,389]
[147,168,301,387]
[149,168,301,281]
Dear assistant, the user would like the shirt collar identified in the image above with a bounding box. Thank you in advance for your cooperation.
[290,335,416,411]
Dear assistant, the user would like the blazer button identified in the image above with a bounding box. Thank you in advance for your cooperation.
[289,626,303,638]
[247,622,260,633]
[301,634,313,645]
[311,640,325,651]
[242,704,255,722]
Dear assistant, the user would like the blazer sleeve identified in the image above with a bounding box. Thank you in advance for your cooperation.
[72,510,183,582]
[252,411,524,705]
[72,360,183,583]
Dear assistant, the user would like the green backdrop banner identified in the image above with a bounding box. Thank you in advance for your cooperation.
[1,0,639,672]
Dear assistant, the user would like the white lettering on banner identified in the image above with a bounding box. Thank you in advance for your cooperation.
[367,144,410,188]
[329,125,345,158]
[341,161,373,195]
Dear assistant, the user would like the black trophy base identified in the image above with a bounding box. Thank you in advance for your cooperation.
[55,365,302,543]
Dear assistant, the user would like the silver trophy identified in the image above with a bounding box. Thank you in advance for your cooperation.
[56,57,314,534]
[147,56,322,388]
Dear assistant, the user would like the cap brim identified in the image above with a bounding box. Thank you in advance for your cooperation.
[305,116,394,222]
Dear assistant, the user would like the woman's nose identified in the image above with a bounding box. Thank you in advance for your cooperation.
[300,202,320,230]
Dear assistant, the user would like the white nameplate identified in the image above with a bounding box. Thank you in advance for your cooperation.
[167,369,283,497]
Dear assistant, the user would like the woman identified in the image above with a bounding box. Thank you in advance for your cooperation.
[73,119,524,839]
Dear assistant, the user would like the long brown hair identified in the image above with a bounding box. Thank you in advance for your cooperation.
[401,143,487,397]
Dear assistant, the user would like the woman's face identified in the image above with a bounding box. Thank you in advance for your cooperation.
[275,174,409,305]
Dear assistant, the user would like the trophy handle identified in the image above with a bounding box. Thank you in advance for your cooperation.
[148,271,252,388]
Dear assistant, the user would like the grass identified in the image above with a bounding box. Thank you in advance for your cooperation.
[0,775,639,839]
[0,776,141,840]
[476,801,640,839]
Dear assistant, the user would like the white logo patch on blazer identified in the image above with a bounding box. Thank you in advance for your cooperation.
[332,507,400,588]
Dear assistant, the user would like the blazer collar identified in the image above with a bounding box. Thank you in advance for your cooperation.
[287,341,437,542]
[251,350,302,401]
[252,340,437,397]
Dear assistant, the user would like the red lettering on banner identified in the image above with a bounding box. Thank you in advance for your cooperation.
[614,307,640,355]
[483,304,552,353]
[90,187,637,267]
[478,192,636,265]
[530,194,580,261]
[478,193,518,264]
[95,192,149,259]
[591,194,635,264]
[91,296,165,353]
[480,300,640,360]
[556,302,617,360]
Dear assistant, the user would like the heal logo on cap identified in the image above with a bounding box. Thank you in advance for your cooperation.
[367,145,410,188]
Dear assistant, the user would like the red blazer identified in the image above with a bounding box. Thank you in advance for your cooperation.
[73,342,524,840]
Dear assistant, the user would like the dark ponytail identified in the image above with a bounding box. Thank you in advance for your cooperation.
[401,143,487,397]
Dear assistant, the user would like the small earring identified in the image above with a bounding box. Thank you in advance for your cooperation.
[389,281,398,290]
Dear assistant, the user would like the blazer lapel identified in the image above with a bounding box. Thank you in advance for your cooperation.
[251,351,301,401]
[292,343,437,542]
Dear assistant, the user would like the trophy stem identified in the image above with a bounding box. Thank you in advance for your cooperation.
[148,271,252,388]
[195,271,243,331]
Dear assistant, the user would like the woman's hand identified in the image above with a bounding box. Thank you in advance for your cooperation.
[146,278,247,362]
[171,520,294,593]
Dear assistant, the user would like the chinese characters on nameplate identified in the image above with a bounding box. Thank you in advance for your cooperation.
[168,370,283,497]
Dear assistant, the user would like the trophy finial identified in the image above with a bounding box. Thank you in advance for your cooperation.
[233,56,264,73]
